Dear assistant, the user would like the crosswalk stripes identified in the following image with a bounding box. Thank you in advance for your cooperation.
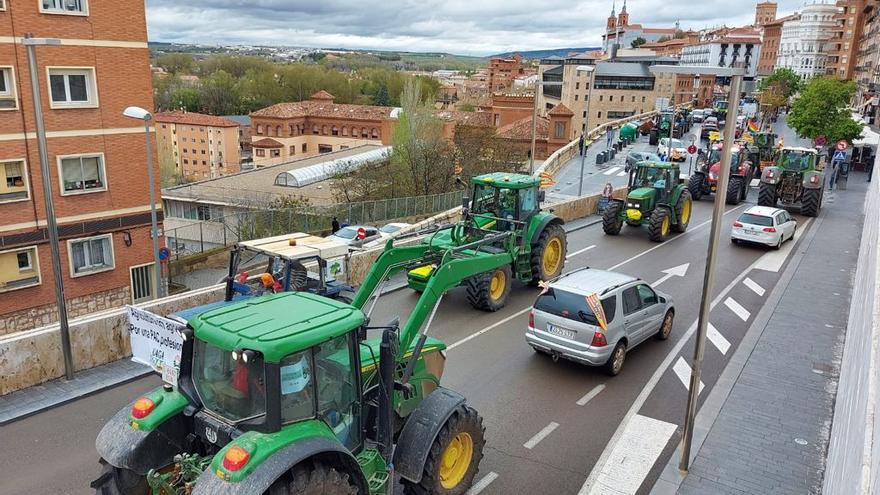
[617,170,628,177]
[743,277,765,296]
[724,297,751,321]
[707,323,731,355]
[672,356,704,393]
[602,166,622,176]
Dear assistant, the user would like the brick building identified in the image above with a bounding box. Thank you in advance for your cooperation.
[827,0,868,80]
[759,14,799,76]
[155,112,241,180]
[755,1,778,27]
[488,54,525,92]
[0,0,159,333]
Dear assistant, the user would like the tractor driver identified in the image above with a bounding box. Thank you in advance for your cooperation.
[497,188,517,230]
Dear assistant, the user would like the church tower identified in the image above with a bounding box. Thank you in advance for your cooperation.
[618,0,629,27]
[607,2,617,30]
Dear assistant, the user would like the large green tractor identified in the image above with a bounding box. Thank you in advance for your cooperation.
[407,172,567,312]
[603,161,693,242]
[92,225,534,494]
[757,147,824,217]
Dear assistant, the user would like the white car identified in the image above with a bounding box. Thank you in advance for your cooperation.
[327,225,382,247]
[379,222,412,238]
[731,206,797,249]
[658,138,687,162]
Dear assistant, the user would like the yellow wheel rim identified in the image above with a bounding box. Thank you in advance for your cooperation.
[681,198,692,224]
[489,270,507,301]
[440,432,474,489]
[542,238,562,276]
[661,215,670,236]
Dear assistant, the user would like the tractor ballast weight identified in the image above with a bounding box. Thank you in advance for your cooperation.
[757,147,824,217]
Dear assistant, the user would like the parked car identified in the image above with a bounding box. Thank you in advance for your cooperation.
[526,268,675,376]
[731,206,797,249]
[625,151,662,172]
[327,225,382,247]
[379,222,412,237]
[658,138,687,161]
[691,109,706,123]
[701,117,719,140]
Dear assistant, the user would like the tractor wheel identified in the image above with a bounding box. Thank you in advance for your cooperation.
[466,265,512,312]
[530,223,567,284]
[402,405,486,495]
[672,190,692,233]
[268,461,358,495]
[647,208,671,243]
[758,182,777,207]
[602,201,624,235]
[91,459,148,495]
[802,187,822,217]
[688,173,704,201]
[726,176,744,205]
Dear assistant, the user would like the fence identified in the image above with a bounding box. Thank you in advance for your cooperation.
[163,190,463,259]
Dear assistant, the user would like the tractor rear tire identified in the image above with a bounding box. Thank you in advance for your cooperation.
[91,460,148,495]
[466,265,512,312]
[672,190,692,233]
[603,201,624,235]
[726,176,744,205]
[647,208,671,243]
[688,173,704,201]
[402,405,486,495]
[530,223,567,284]
[268,461,358,495]
[802,188,822,217]
[758,182,777,207]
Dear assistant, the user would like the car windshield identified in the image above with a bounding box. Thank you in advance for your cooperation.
[779,151,814,171]
[535,288,616,325]
[193,340,266,422]
[334,227,358,239]
[738,213,773,226]
[380,224,402,234]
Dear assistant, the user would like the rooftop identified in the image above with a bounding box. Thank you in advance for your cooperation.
[497,115,549,141]
[595,62,653,78]
[251,91,397,122]
[553,268,638,296]
[548,103,574,116]
[154,111,240,128]
[436,110,494,127]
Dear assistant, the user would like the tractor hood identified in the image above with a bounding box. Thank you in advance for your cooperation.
[627,187,656,201]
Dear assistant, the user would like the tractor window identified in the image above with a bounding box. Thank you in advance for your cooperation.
[471,184,497,215]
[520,187,538,218]
[280,351,316,424]
[193,340,266,422]
[315,334,360,451]
[634,167,664,188]
[781,151,813,171]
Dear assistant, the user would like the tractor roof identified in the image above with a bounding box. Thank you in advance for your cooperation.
[188,292,364,363]
[781,146,817,154]
[640,161,678,169]
[471,172,539,189]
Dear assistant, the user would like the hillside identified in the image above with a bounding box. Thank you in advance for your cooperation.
[489,47,602,60]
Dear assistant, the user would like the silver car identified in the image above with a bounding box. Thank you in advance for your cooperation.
[525,268,675,375]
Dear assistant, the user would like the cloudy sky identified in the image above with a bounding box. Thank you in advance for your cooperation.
[146,0,806,56]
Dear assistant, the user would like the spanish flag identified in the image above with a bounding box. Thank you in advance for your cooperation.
[747,119,760,133]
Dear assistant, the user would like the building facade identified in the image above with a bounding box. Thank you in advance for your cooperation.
[756,1,779,27]
[777,2,838,80]
[759,14,799,76]
[855,0,880,124]
[155,112,241,181]
[827,0,867,79]
[603,2,678,51]
[680,29,764,79]
[0,0,160,333]
[488,54,525,92]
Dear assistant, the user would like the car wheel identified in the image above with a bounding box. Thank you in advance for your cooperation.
[656,311,674,340]
[773,236,782,250]
[603,342,626,376]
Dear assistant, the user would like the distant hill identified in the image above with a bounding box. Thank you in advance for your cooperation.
[489,47,602,60]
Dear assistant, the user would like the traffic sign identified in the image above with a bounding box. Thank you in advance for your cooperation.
[833,150,848,162]
[815,135,827,147]
[687,133,696,144]
[357,227,366,240]
[836,139,848,151]
[158,247,171,261]
[687,144,697,154]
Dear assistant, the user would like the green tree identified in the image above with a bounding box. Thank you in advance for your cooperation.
[170,87,201,112]
[759,68,802,99]
[156,53,196,74]
[631,37,647,48]
[374,83,391,106]
[788,77,863,143]
[199,70,241,115]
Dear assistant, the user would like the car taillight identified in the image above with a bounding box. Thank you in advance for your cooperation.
[528,311,535,329]
[591,331,608,347]
[131,397,155,419]
[767,170,775,178]
[763,227,777,233]
[733,221,743,227]
[222,446,250,472]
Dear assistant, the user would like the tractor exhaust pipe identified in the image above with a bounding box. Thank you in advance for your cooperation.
[378,328,398,466]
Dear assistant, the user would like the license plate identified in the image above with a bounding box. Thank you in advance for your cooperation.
[547,323,576,340]
[744,230,758,235]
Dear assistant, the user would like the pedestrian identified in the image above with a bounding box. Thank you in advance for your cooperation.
[331,216,340,233]
[828,160,838,191]
[579,134,585,156]
[606,126,615,149]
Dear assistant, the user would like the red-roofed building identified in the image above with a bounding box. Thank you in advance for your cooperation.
[488,54,526,92]
[602,1,679,50]
[494,103,575,160]
[155,111,242,180]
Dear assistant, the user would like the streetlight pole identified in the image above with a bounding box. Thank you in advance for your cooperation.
[23,35,74,380]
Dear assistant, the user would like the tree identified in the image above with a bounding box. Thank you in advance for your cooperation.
[373,83,391,106]
[199,70,241,115]
[787,77,864,144]
[759,68,802,100]
[156,53,195,74]
[656,35,672,43]
[631,37,647,48]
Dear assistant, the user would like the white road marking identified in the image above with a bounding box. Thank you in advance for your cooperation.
[707,323,731,355]
[577,384,606,406]
[466,472,499,495]
[446,308,531,350]
[755,218,813,272]
[617,170,629,177]
[652,263,690,287]
[743,277,766,296]
[672,356,704,394]
[603,166,622,175]
[567,244,597,260]
[724,297,751,321]
[583,414,678,495]
[523,421,560,449]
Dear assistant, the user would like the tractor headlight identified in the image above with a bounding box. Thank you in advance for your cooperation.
[709,171,718,180]
[627,202,640,209]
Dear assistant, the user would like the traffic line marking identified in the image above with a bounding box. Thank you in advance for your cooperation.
[707,323,731,355]
[724,297,751,322]
[576,384,606,406]
[447,308,530,350]
[755,218,813,272]
[672,356,704,394]
[617,170,628,177]
[567,244,596,260]
[466,472,498,495]
[603,166,622,176]
[743,277,765,296]
[523,422,560,449]
[581,414,677,495]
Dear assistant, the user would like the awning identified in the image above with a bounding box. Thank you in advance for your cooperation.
[854,126,880,148]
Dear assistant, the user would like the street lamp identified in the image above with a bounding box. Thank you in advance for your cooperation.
[649,63,745,473]
[529,78,564,174]
[123,106,164,299]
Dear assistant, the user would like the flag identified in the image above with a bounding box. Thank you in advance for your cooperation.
[585,293,608,332]
[747,119,760,133]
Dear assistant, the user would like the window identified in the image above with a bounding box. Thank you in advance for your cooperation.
[270,149,281,158]
[575,94,579,101]
[0,67,17,109]
[48,68,97,108]
[535,288,617,325]
[17,251,32,271]
[302,143,308,153]
[41,0,87,15]
[622,286,641,314]
[576,82,580,90]
[636,284,658,306]
[598,111,602,119]
[289,145,296,155]
[599,95,603,102]
[0,246,40,292]
[58,154,105,194]
[256,149,265,157]
[554,121,566,139]
[1,159,29,203]
[315,334,360,450]
[318,144,333,154]
[68,235,114,276]
[130,263,155,303]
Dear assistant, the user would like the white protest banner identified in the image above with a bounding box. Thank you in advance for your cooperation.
[127,305,185,386]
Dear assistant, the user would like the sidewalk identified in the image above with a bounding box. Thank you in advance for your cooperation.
[653,175,868,494]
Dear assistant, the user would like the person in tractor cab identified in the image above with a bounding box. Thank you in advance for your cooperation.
[635,167,662,188]
[496,188,518,230]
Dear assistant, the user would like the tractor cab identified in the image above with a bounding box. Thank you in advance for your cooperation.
[630,162,678,202]
[467,173,543,231]
[777,148,818,171]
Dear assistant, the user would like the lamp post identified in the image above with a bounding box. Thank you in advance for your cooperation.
[577,65,596,196]
[123,106,164,299]
[529,78,564,174]
[23,35,76,380]
[650,64,745,473]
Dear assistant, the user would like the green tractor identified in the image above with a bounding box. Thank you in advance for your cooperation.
[602,161,693,242]
[407,172,567,312]
[757,146,824,217]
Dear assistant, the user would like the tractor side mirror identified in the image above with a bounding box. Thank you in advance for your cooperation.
[537,190,546,203]
[462,196,470,209]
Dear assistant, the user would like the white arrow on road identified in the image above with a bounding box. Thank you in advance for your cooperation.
[653,263,689,287]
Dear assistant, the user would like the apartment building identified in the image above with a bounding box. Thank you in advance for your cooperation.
[488,54,526,92]
[777,2,837,80]
[759,14,799,76]
[155,111,241,180]
[827,0,867,80]
[855,0,880,124]
[0,0,159,333]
